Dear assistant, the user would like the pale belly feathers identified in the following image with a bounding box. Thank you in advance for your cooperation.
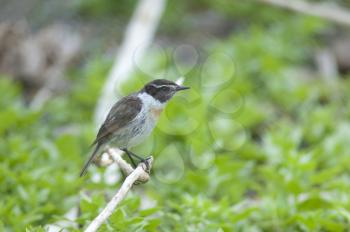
[110,93,164,149]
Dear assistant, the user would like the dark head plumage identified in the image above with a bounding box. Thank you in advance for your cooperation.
[141,79,190,102]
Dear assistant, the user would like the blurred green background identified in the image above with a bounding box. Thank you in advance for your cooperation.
[1,0,350,231]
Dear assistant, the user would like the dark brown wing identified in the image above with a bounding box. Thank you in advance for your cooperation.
[92,94,142,146]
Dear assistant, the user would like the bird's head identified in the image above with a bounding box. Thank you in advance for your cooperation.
[141,79,190,103]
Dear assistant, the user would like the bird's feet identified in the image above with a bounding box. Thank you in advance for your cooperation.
[121,148,151,171]
[140,156,152,173]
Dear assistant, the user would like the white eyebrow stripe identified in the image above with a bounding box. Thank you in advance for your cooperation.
[151,84,176,88]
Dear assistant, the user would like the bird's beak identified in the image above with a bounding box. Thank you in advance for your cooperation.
[176,85,190,91]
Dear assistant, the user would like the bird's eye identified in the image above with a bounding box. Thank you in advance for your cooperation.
[145,84,157,94]
[161,86,170,91]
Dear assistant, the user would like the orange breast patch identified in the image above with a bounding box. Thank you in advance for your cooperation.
[150,107,163,119]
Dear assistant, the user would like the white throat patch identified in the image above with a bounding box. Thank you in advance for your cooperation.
[138,92,165,109]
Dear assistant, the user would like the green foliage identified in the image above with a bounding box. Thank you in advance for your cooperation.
[0,78,85,231]
[80,195,161,231]
[2,1,350,232]
[74,0,137,18]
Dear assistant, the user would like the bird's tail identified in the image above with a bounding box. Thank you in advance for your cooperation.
[80,143,101,177]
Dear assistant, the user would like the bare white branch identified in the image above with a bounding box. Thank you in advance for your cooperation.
[175,76,185,86]
[108,148,135,175]
[257,0,350,26]
[84,149,153,232]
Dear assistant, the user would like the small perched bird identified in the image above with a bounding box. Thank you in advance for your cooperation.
[80,79,190,176]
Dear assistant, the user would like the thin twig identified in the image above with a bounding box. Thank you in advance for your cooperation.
[84,149,153,232]
[107,148,136,175]
[257,0,350,26]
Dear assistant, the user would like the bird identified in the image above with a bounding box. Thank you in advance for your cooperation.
[80,79,190,176]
